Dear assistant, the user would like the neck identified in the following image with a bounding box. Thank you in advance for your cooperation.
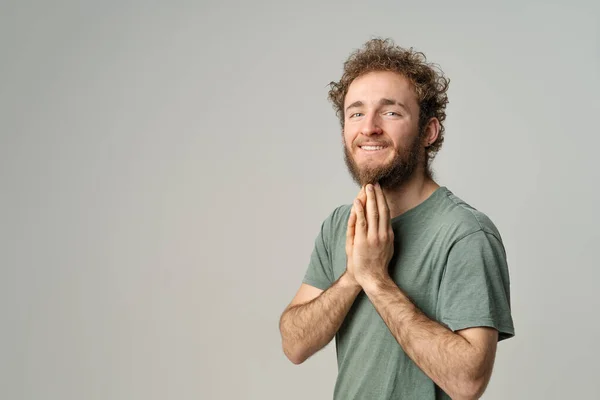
[381,169,440,219]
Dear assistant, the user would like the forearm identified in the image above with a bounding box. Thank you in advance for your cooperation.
[363,278,491,400]
[280,273,361,364]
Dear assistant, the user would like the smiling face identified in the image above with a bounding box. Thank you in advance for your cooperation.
[342,70,426,189]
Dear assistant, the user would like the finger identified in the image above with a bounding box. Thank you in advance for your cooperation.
[366,184,379,237]
[346,204,356,247]
[357,186,367,208]
[353,198,367,239]
[375,182,390,237]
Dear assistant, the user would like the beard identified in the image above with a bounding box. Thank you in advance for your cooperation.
[343,133,424,190]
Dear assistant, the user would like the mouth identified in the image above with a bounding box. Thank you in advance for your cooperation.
[358,145,388,153]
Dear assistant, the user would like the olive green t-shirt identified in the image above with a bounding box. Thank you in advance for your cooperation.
[302,186,515,400]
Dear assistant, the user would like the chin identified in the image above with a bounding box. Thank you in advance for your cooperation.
[358,158,392,171]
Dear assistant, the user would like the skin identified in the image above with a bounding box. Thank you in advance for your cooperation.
[280,71,498,400]
[343,70,441,218]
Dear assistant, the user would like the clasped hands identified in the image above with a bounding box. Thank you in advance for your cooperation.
[345,182,395,289]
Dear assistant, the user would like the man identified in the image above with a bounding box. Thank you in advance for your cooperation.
[278,38,515,400]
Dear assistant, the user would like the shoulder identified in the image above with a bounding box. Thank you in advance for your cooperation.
[314,204,353,250]
[437,188,504,244]
[321,204,353,233]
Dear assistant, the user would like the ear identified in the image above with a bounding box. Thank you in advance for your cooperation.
[423,117,441,148]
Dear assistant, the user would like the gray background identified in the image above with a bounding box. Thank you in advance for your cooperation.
[1,0,599,399]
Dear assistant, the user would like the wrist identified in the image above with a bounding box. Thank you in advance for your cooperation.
[339,272,362,292]
[360,273,394,295]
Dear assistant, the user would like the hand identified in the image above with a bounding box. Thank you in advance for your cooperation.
[344,186,367,288]
[347,182,395,288]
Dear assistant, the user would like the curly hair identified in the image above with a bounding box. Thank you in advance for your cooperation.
[328,38,450,163]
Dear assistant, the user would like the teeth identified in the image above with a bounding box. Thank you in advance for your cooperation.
[361,146,384,151]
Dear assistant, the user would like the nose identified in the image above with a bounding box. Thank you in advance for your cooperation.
[360,114,383,136]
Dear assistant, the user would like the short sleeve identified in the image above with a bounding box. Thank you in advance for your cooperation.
[301,210,337,290]
[437,230,515,341]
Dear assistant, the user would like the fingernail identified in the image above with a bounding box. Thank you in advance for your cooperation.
[367,184,374,192]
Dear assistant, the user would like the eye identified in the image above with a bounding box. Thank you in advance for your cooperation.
[385,111,401,116]
[349,113,364,118]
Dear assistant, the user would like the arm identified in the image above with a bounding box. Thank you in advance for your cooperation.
[362,278,497,400]
[351,183,498,399]
[279,273,361,365]
[280,187,368,365]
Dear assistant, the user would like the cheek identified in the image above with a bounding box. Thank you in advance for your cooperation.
[342,131,353,148]
[388,125,417,147]
[343,126,360,145]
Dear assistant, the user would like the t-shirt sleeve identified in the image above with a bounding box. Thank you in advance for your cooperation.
[436,230,515,341]
[301,209,338,291]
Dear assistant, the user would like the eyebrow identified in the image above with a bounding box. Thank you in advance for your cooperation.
[345,98,409,113]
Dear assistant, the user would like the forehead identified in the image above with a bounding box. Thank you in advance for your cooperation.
[344,71,418,108]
